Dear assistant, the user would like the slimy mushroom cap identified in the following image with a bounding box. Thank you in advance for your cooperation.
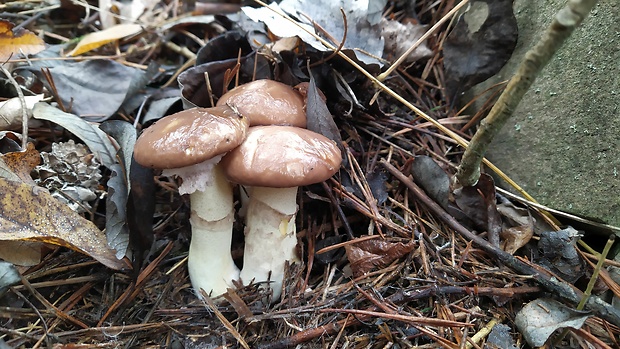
[221,125,342,188]
[134,106,249,169]
[217,80,307,128]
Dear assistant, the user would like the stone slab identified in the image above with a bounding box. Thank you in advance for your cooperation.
[477,0,620,227]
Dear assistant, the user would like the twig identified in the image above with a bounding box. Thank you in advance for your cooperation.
[97,242,173,326]
[496,187,620,233]
[466,317,499,349]
[456,0,599,186]
[321,181,355,239]
[381,158,620,326]
[0,64,28,149]
[322,308,472,328]
[578,235,614,310]
[256,315,359,349]
[17,274,88,328]
[376,0,469,82]
[32,281,96,349]
[201,291,251,349]
[12,288,53,348]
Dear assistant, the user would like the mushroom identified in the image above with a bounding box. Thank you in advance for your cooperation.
[133,106,248,298]
[216,79,306,127]
[217,79,309,218]
[220,125,342,300]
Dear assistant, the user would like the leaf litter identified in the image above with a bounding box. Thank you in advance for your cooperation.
[0,0,618,348]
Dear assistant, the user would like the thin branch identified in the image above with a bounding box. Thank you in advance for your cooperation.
[381,159,620,327]
[456,0,599,186]
[376,0,469,81]
[0,64,28,149]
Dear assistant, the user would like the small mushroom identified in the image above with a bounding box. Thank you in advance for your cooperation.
[220,125,342,300]
[216,79,306,127]
[133,106,248,298]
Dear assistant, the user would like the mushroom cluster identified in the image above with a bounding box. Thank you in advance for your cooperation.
[133,79,342,301]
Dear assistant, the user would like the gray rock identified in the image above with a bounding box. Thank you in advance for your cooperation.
[473,0,620,227]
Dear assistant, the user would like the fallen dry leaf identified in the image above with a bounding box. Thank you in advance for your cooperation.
[536,228,584,283]
[381,18,432,63]
[515,298,590,347]
[453,174,502,246]
[0,142,40,185]
[0,20,46,61]
[0,241,45,266]
[0,177,126,270]
[68,23,143,57]
[500,223,533,255]
[443,0,518,105]
[0,94,44,130]
[345,239,415,277]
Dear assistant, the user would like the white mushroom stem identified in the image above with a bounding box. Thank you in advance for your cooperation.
[164,160,239,298]
[240,186,300,300]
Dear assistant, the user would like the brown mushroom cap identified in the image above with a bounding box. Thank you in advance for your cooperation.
[220,126,342,187]
[134,106,249,169]
[216,80,307,127]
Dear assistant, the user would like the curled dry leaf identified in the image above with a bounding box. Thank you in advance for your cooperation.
[0,142,40,185]
[515,298,590,347]
[305,73,343,149]
[0,177,126,270]
[443,0,518,104]
[100,121,137,259]
[500,221,533,255]
[537,228,584,283]
[0,20,45,61]
[345,239,415,277]
[0,94,44,131]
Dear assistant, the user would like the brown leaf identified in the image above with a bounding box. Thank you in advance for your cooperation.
[0,240,44,266]
[497,200,535,254]
[0,178,126,270]
[345,239,415,277]
[500,222,533,255]
[453,174,502,246]
[0,142,40,185]
[0,20,46,61]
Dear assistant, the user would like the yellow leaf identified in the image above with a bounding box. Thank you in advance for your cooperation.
[68,24,143,57]
[0,20,46,61]
[0,178,126,270]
